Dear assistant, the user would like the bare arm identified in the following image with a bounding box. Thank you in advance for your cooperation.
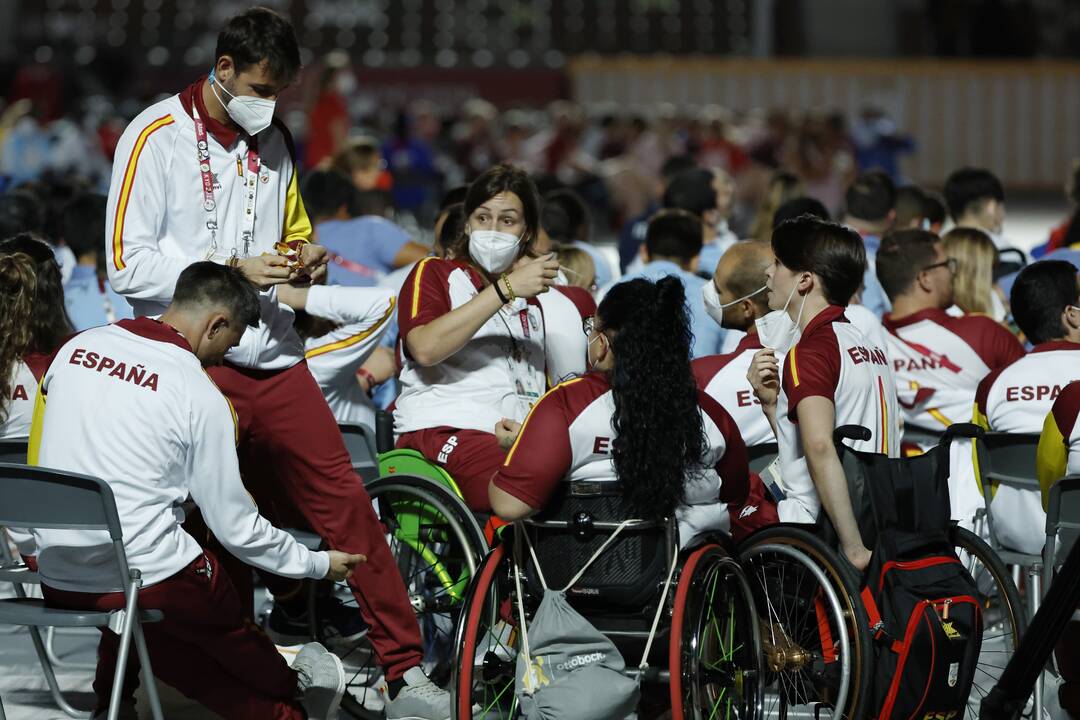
[489,485,537,522]
[747,348,781,439]
[392,241,435,269]
[797,396,871,571]
[406,254,559,366]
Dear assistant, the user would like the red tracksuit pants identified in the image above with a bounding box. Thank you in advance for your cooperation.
[43,552,303,719]
[207,360,423,680]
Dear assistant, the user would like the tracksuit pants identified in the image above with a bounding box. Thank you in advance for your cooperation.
[207,360,423,680]
[43,551,304,719]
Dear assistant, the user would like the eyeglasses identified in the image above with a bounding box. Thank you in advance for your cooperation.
[922,257,958,274]
[582,316,596,337]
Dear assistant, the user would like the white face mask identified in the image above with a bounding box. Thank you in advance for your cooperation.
[755,279,808,355]
[701,281,768,326]
[210,70,276,136]
[468,229,522,274]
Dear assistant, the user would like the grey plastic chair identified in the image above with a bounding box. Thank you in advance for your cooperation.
[974,431,1046,713]
[0,462,165,720]
[1042,475,1080,616]
[339,422,379,483]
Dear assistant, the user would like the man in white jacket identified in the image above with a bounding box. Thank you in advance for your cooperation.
[33,262,361,720]
[103,8,446,717]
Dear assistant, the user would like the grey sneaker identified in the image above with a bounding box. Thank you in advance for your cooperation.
[294,641,346,720]
[384,666,452,720]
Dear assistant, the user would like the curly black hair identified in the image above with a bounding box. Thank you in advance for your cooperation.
[596,275,705,519]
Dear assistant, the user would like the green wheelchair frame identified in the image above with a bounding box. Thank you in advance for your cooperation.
[373,447,487,605]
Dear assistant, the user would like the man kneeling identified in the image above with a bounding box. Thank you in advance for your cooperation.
[30,262,362,720]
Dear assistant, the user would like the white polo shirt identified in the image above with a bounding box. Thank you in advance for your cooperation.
[31,317,329,592]
[1040,381,1080,486]
[776,305,902,523]
[394,257,546,435]
[537,285,595,384]
[881,308,1024,434]
[693,332,776,449]
[1,356,47,441]
[105,78,313,371]
[303,285,396,430]
[492,372,750,547]
[968,341,1080,554]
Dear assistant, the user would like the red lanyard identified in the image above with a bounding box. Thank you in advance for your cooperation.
[192,104,261,259]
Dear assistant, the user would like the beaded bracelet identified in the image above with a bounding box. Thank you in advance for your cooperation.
[501,274,517,302]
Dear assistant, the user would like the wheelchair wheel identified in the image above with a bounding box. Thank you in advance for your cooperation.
[738,526,873,720]
[949,525,1025,720]
[452,542,519,720]
[670,543,765,720]
[330,475,489,718]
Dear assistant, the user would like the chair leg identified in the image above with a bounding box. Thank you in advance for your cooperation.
[45,626,99,671]
[1031,566,1045,719]
[131,622,164,720]
[107,590,141,720]
[26,626,91,718]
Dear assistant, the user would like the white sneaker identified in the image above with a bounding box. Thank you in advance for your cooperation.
[294,641,346,720]
[384,666,452,720]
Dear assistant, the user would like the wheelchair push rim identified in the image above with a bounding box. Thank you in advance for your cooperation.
[670,543,765,720]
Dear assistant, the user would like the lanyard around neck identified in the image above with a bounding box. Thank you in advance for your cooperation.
[192,102,261,260]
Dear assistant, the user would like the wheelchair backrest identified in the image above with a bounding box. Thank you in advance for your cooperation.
[831,440,953,549]
[523,481,672,613]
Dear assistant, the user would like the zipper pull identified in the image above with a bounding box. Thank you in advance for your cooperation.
[942,598,952,620]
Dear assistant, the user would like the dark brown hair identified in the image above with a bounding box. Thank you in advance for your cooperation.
[772,215,866,306]
[447,164,541,264]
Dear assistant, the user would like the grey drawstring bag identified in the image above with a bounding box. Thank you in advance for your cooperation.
[512,522,677,720]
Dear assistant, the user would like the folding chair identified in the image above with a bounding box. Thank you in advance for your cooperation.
[0,463,165,720]
[974,431,1046,713]
[1,436,97,683]
[339,422,379,484]
[1042,474,1080,626]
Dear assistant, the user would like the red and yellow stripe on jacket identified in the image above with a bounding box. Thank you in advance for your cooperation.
[111,114,174,271]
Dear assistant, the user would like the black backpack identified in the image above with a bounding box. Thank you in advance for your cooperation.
[832,428,984,720]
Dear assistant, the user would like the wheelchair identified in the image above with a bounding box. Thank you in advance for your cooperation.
[313,414,492,717]
[451,479,766,720]
[734,424,1024,720]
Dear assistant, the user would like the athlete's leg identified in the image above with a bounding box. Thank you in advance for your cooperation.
[211,361,424,681]
[44,552,304,719]
[396,427,506,512]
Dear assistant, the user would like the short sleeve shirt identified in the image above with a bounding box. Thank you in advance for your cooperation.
[394,257,546,435]
[492,372,749,515]
[775,305,902,523]
[693,333,775,448]
[319,216,412,287]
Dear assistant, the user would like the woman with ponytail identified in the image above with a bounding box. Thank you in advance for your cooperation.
[488,275,751,539]
[0,234,74,439]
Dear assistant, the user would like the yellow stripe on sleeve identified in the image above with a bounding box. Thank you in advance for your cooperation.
[281,164,314,246]
[410,257,435,320]
[112,114,174,271]
[504,377,584,466]
[26,378,47,466]
[788,347,800,387]
[304,298,397,359]
[1037,410,1069,511]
